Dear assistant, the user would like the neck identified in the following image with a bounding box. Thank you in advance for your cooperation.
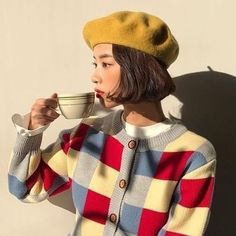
[122,101,166,127]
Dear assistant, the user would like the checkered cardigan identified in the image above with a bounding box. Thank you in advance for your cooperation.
[8,110,216,236]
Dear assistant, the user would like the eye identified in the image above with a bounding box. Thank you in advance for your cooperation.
[102,62,112,68]
[92,62,97,68]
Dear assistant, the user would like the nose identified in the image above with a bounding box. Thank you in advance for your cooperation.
[91,69,101,84]
[91,76,98,84]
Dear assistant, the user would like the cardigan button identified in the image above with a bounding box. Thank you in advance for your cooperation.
[109,213,117,223]
[128,140,136,149]
[119,179,127,189]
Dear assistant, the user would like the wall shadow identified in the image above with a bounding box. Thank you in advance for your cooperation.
[172,68,236,236]
[48,69,236,235]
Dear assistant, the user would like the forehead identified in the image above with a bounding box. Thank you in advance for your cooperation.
[93,43,113,57]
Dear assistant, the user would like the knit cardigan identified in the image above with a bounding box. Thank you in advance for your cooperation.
[8,110,216,236]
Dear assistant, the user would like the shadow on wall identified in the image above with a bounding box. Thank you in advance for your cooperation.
[173,68,236,236]
[48,69,236,235]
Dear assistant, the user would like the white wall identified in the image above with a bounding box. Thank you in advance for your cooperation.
[1,0,236,235]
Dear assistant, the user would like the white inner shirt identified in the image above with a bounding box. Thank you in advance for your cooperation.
[121,115,172,139]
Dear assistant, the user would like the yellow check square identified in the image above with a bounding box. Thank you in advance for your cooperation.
[89,162,119,198]
[144,179,177,212]
[81,217,105,236]
[165,204,209,234]
[165,131,205,152]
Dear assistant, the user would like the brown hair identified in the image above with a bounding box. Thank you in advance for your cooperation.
[108,44,176,103]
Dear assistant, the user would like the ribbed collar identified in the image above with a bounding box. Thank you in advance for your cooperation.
[110,109,187,151]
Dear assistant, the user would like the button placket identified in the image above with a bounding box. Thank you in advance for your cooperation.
[104,138,139,234]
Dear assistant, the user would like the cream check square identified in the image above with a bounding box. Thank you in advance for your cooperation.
[165,131,205,152]
[165,204,209,234]
[81,217,105,236]
[89,162,119,198]
[43,149,68,176]
[66,148,81,178]
[144,179,177,212]
[184,159,216,179]
[30,176,44,195]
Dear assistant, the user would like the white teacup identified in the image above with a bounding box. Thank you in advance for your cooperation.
[57,92,95,119]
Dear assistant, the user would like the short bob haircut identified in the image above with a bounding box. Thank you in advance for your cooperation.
[107,44,176,103]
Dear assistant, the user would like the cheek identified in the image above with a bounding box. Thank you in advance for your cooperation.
[100,67,121,91]
[109,73,121,89]
[104,78,119,92]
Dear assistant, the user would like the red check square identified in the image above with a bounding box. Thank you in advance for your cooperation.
[179,177,214,208]
[100,135,123,171]
[155,151,193,181]
[165,231,188,236]
[138,208,168,235]
[83,189,111,225]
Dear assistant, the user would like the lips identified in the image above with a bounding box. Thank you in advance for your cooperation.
[95,89,105,98]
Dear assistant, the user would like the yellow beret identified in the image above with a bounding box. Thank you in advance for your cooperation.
[83,11,179,68]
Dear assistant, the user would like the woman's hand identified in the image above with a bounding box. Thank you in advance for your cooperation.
[28,93,60,130]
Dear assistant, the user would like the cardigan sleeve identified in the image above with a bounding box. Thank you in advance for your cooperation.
[8,127,76,203]
[158,143,216,236]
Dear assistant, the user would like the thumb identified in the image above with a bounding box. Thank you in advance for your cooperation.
[50,93,58,99]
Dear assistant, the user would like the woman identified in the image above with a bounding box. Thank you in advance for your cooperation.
[8,11,216,236]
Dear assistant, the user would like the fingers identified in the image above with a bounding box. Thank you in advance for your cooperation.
[34,106,59,118]
[35,96,58,109]
[28,94,60,130]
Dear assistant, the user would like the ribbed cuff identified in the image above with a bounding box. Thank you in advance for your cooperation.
[13,133,43,154]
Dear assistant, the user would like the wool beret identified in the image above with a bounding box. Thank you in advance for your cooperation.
[83,11,179,68]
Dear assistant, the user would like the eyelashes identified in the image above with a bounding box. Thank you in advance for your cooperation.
[92,62,97,68]
[91,62,112,68]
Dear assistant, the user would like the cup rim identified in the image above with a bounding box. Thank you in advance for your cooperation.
[58,96,94,100]
[58,102,94,106]
[58,92,94,98]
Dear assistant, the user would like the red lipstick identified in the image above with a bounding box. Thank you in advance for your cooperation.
[95,89,104,98]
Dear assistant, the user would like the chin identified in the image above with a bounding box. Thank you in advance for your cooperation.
[99,98,119,109]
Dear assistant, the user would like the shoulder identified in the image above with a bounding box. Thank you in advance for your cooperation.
[165,125,216,176]
[166,126,216,162]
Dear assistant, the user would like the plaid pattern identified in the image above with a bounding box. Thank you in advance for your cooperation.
[8,110,216,236]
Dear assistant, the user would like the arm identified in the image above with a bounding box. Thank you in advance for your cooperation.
[8,93,71,202]
[159,143,216,236]
[8,126,74,203]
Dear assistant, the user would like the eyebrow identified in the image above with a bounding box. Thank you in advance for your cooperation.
[93,54,113,59]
